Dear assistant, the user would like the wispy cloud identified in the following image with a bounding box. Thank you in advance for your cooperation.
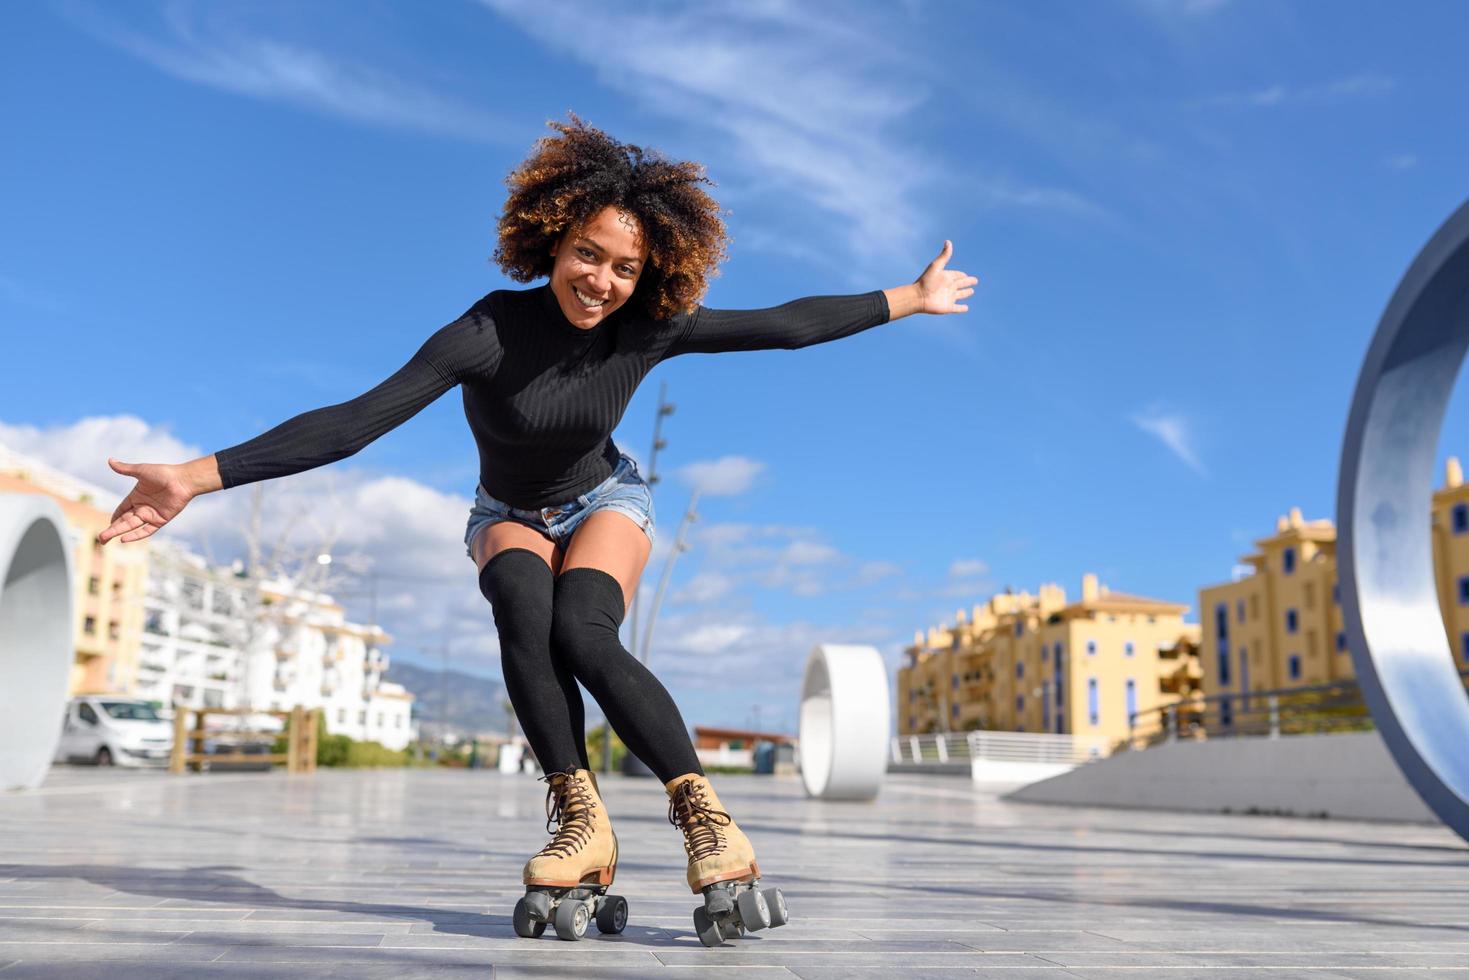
[1130,406,1207,476]
[1201,72,1396,110]
[676,455,766,496]
[476,0,1095,275]
[58,1,510,143]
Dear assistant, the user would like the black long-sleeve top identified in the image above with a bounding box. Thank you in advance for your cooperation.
[213,283,890,509]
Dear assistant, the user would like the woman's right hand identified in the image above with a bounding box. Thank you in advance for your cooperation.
[97,458,198,546]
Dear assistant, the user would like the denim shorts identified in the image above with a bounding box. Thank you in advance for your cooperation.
[463,453,655,559]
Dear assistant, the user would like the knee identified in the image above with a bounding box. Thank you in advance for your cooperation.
[551,567,626,663]
[478,548,554,643]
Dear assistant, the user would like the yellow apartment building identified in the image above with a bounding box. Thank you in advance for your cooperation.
[0,449,148,695]
[1199,456,1469,723]
[898,573,1199,750]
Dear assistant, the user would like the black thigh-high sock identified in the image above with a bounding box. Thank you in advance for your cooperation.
[551,567,704,783]
[478,549,589,774]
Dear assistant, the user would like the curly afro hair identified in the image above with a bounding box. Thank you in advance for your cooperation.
[495,114,730,321]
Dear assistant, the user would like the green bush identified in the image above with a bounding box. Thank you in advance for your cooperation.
[269,711,416,768]
[584,724,626,772]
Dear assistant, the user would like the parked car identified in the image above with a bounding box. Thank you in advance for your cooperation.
[54,697,173,767]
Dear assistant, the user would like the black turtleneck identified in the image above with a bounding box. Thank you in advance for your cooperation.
[213,283,890,509]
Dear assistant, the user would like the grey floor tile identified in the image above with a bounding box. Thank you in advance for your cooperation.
[1,767,1466,979]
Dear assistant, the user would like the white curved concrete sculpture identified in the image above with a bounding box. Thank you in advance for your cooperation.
[798,644,889,800]
[1338,197,1469,844]
[0,493,74,792]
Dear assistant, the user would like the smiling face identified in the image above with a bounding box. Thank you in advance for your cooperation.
[548,206,650,329]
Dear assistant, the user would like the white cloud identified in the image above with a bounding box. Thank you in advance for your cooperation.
[1130,407,1207,477]
[477,0,1094,274]
[58,1,510,143]
[1201,72,1396,110]
[675,455,766,496]
[948,557,990,579]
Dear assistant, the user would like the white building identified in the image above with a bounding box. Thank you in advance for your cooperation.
[138,540,250,710]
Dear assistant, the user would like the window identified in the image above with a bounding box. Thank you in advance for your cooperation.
[1124,641,1134,658]
[1250,594,1260,619]
[1016,662,1024,679]
[1087,678,1099,726]
[107,620,119,640]
[1236,600,1245,623]
[1304,582,1315,609]
[1220,696,1233,727]
[1125,678,1136,720]
[79,703,99,725]
[1460,576,1469,605]
[1286,609,1298,633]
[951,704,959,718]
[1461,632,1469,662]
[358,710,367,724]
[908,689,915,702]
[1087,640,1097,656]
[1215,604,1231,686]
[83,616,97,635]
[1455,503,1469,534]
[338,709,347,724]
[1283,547,1296,575]
[1014,621,1023,637]
[1016,694,1024,713]
[1288,654,1301,680]
[1337,631,1347,652]
[951,675,959,690]
[1333,582,1340,605]
[87,576,100,596]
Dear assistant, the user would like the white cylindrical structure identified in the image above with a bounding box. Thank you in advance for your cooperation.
[0,493,74,792]
[798,644,889,800]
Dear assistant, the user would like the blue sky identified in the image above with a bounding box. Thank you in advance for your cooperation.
[5,0,1469,736]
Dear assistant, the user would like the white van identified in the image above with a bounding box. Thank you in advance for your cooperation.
[54,697,174,767]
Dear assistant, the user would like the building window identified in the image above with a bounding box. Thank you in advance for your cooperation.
[1086,640,1097,656]
[1087,678,1099,726]
[1283,547,1296,575]
[83,616,96,635]
[1236,599,1245,623]
[338,709,347,724]
[1337,631,1347,652]
[107,620,119,640]
[87,576,100,596]
[1461,633,1469,661]
[1014,621,1023,637]
[1220,696,1233,727]
[1016,662,1024,679]
[358,710,366,724]
[1304,582,1315,609]
[1332,582,1340,605]
[1124,641,1134,657]
[951,703,959,718]
[1289,654,1301,680]
[951,674,959,689]
[1016,694,1025,712]
[1286,608,1298,633]
[1455,503,1469,534]
[1125,678,1136,721]
[1215,604,1231,686]
[1460,576,1469,605]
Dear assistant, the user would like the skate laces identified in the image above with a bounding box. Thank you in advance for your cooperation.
[667,779,731,860]
[536,767,598,859]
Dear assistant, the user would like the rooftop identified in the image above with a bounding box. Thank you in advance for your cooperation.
[2,765,1465,977]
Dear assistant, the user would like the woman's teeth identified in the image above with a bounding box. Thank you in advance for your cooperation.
[572,286,606,308]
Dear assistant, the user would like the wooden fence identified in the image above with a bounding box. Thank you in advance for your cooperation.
[169,705,321,774]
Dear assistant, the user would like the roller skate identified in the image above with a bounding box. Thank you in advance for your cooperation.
[665,772,789,947]
[513,766,628,941]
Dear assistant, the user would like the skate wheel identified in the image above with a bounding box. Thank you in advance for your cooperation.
[553,898,590,941]
[736,887,770,931]
[595,894,628,934]
[513,897,547,938]
[704,887,734,916]
[692,906,723,947]
[523,890,552,921]
[762,886,788,927]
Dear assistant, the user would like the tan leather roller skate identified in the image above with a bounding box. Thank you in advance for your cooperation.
[664,772,789,946]
[513,767,627,941]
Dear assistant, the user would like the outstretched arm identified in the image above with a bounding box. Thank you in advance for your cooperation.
[664,240,978,357]
[98,308,498,545]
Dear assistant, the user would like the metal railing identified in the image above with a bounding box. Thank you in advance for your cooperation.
[890,730,1111,766]
[1123,668,1469,751]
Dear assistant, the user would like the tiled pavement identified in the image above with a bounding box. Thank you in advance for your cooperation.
[1,764,1467,978]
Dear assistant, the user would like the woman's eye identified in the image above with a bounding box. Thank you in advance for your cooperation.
[577,248,595,259]
[618,266,635,276]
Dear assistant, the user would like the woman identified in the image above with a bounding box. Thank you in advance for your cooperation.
[97,116,977,942]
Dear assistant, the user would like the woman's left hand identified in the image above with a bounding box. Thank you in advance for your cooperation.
[916,240,978,314]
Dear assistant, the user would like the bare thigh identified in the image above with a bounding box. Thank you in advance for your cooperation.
[472,520,564,576]
[560,511,653,616]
